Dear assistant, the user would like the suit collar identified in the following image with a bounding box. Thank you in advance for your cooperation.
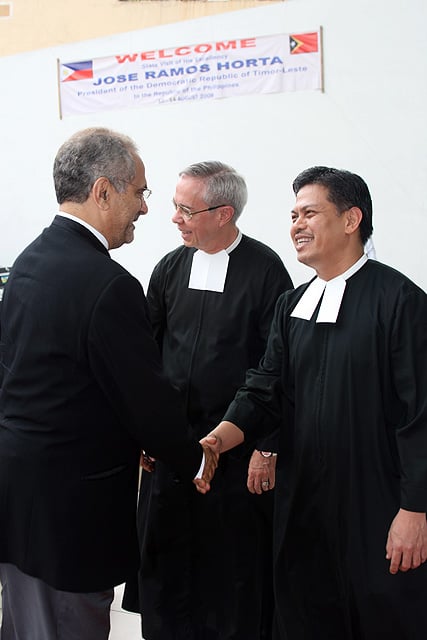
[52,215,110,256]
[56,212,108,250]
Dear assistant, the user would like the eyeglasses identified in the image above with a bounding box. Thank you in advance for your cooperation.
[117,179,152,202]
[173,200,226,221]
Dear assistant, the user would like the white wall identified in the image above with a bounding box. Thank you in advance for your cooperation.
[1,0,426,291]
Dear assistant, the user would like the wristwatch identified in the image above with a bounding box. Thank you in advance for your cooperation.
[259,451,277,458]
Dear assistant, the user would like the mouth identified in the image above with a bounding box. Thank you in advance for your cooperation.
[294,236,313,250]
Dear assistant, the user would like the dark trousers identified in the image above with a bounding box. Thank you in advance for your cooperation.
[0,563,114,640]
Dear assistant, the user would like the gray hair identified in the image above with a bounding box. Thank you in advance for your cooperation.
[53,127,139,204]
[179,161,248,221]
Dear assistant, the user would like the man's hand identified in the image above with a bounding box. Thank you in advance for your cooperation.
[193,425,243,494]
[247,450,277,494]
[386,508,427,574]
[140,451,155,472]
[200,433,223,454]
[193,441,219,494]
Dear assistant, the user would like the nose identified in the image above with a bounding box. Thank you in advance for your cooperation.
[172,207,183,224]
[290,215,304,239]
[292,214,305,230]
[139,197,149,215]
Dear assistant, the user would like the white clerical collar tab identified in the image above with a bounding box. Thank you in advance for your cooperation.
[290,277,326,321]
[188,229,241,293]
[291,254,368,323]
[188,249,229,292]
[315,277,346,323]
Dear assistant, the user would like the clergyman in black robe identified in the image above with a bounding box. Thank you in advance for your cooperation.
[205,166,427,640]
[123,161,293,639]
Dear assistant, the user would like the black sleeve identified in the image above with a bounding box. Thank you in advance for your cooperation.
[88,273,202,480]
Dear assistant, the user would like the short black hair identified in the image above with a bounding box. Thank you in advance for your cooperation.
[292,166,373,244]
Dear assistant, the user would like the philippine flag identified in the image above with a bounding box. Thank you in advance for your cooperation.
[61,60,94,82]
[289,32,319,55]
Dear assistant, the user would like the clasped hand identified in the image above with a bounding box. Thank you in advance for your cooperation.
[193,434,222,494]
[139,437,220,495]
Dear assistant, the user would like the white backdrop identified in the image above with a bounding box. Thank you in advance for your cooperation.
[1,0,426,291]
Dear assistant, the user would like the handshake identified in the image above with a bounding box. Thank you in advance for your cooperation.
[194,421,244,493]
[193,433,223,495]
[141,421,244,494]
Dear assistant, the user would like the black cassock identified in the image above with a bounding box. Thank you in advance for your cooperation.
[223,259,427,640]
[123,235,293,639]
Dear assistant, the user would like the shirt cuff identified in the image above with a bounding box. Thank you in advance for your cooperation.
[194,451,205,480]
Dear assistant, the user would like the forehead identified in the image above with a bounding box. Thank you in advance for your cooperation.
[133,156,146,187]
[175,174,207,202]
[294,183,331,210]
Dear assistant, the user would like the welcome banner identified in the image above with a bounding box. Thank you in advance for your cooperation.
[58,30,322,118]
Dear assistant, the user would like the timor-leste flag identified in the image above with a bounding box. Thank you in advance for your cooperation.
[61,60,93,82]
[289,32,319,55]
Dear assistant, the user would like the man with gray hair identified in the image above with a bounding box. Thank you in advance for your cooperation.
[123,161,293,639]
[0,128,217,640]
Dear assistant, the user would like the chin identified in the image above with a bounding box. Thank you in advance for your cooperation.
[296,253,311,267]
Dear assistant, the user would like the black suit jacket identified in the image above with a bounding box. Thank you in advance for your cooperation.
[0,216,202,592]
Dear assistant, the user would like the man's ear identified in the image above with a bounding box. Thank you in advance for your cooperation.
[218,205,235,227]
[345,206,363,235]
[93,177,111,209]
